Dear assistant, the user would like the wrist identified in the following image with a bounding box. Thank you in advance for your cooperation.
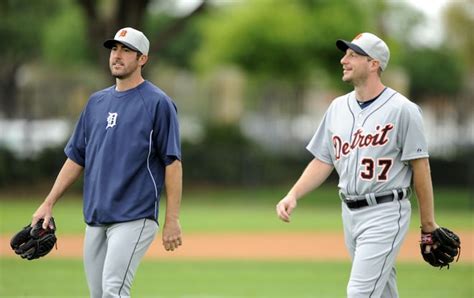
[43,198,55,207]
[286,191,299,201]
[165,215,180,222]
[420,222,438,233]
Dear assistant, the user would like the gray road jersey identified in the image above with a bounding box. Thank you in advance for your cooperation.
[307,87,429,196]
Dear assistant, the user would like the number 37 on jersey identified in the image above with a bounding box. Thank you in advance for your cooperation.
[333,123,394,182]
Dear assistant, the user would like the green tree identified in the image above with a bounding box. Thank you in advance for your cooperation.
[194,0,375,86]
[0,0,61,117]
[442,0,473,128]
[75,0,207,69]
[42,2,91,66]
[403,47,464,100]
[443,0,474,72]
[192,0,383,116]
[0,0,207,118]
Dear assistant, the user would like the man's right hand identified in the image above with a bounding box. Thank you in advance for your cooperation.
[31,200,54,229]
[276,195,297,223]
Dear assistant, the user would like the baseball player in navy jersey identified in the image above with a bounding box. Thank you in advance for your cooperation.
[276,33,442,297]
[31,27,183,297]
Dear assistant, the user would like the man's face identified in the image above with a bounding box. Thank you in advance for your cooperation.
[339,49,372,85]
[109,43,141,79]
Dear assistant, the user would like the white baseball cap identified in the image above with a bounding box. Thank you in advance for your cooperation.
[104,27,150,55]
[336,32,390,71]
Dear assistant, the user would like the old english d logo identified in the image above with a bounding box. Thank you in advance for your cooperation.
[106,112,118,129]
[119,30,127,37]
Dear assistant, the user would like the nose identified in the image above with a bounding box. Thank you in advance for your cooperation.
[340,54,348,65]
[111,49,122,60]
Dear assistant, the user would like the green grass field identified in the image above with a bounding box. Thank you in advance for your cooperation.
[0,259,472,297]
[0,185,472,234]
[0,185,472,297]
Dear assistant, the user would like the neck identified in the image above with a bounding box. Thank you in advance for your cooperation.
[354,78,385,102]
[115,74,145,92]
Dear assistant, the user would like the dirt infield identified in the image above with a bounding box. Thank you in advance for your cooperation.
[1,231,472,262]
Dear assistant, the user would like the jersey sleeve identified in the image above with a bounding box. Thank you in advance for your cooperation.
[64,109,87,166]
[154,97,181,165]
[399,102,429,161]
[306,111,334,165]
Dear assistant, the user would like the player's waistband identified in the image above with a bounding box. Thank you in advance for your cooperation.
[339,188,411,210]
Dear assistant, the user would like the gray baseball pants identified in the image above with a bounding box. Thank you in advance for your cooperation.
[84,218,158,298]
[342,197,411,298]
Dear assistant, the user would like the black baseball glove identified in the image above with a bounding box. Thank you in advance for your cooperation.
[420,227,460,269]
[10,218,57,260]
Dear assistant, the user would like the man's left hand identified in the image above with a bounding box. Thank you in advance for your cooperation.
[162,219,182,251]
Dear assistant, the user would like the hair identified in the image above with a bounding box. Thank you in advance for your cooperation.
[136,52,147,69]
[367,57,382,77]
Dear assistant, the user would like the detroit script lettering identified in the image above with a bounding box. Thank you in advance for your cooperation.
[333,123,394,160]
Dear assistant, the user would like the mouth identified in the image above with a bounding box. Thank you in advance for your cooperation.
[112,65,124,73]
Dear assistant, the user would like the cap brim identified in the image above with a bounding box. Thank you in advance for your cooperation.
[336,39,368,56]
[103,39,142,54]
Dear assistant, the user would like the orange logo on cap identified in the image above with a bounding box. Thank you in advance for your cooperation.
[353,33,363,40]
[119,30,127,37]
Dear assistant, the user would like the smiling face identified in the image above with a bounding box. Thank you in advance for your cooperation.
[109,43,146,80]
[340,49,378,85]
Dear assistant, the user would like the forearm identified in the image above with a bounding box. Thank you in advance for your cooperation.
[33,158,83,226]
[287,158,334,200]
[411,158,437,232]
[164,160,182,221]
[44,158,83,205]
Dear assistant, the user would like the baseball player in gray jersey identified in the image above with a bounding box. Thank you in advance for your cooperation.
[276,33,441,297]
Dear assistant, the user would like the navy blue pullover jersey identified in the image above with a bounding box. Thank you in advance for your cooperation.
[65,81,181,225]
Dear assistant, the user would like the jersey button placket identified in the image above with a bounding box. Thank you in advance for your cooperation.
[358,113,364,126]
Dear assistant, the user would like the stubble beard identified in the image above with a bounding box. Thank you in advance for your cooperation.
[112,71,131,80]
[343,70,367,87]
[111,66,131,80]
[342,73,355,85]
[110,61,139,80]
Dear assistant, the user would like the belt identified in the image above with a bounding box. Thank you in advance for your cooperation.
[342,189,407,210]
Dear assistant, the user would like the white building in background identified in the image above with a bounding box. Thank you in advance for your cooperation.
[240,103,474,159]
[0,116,205,158]
[0,119,71,158]
[0,106,472,159]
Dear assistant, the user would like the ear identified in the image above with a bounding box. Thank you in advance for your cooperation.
[370,59,381,73]
[139,54,148,66]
